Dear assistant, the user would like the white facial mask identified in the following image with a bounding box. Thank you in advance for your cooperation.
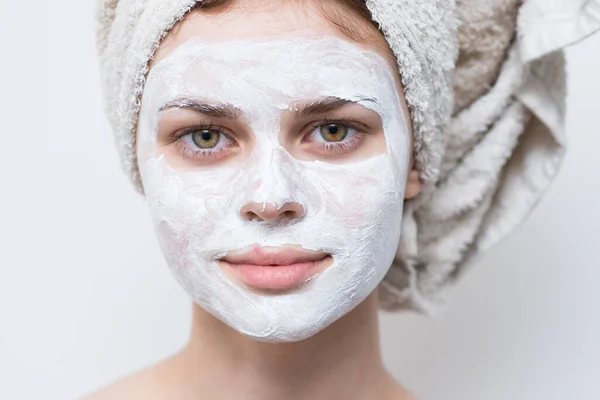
[137,36,410,342]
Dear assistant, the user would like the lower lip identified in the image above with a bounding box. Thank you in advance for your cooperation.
[221,259,329,291]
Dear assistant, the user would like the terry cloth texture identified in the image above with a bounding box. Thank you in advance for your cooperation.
[96,0,600,312]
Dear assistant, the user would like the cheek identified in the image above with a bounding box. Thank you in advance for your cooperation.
[312,165,397,226]
[154,219,192,268]
[144,169,225,246]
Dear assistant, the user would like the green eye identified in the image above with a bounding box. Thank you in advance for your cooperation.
[191,129,220,149]
[319,124,349,142]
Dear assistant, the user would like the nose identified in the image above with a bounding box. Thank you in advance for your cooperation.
[240,201,305,223]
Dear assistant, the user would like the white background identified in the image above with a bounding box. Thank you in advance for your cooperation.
[1,1,599,399]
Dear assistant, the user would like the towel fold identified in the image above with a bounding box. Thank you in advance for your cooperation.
[380,0,600,311]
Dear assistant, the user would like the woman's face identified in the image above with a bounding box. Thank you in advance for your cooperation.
[137,0,420,342]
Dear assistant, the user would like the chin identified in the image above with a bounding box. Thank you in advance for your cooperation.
[239,322,329,343]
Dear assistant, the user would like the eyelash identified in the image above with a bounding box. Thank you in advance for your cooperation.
[303,118,367,154]
[171,124,234,161]
[170,118,370,161]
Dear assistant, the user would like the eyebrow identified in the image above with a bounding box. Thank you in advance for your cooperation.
[159,98,241,119]
[293,96,378,118]
[159,96,378,119]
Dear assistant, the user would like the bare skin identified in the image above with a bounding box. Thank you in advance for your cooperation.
[85,1,422,399]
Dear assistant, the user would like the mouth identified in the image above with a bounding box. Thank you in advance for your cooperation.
[218,245,332,291]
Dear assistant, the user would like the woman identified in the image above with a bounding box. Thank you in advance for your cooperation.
[90,0,599,398]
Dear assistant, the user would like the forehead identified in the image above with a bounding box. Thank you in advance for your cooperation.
[143,37,401,127]
[152,1,399,76]
[148,36,396,92]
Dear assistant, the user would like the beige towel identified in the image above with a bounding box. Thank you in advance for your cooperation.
[381,0,600,311]
[95,0,600,312]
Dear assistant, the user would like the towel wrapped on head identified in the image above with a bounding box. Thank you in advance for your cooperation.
[96,0,600,312]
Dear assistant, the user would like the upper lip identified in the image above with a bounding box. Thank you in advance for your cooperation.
[220,246,328,266]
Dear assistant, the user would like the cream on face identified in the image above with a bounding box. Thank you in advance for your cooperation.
[137,36,410,342]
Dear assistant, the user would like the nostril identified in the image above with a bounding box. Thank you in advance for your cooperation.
[280,210,298,219]
[243,211,261,221]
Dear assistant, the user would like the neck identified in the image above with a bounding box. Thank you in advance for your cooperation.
[177,292,403,400]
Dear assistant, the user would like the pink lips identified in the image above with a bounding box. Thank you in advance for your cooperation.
[219,246,331,290]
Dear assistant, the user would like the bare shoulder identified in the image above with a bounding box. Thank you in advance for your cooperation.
[387,385,420,400]
[383,373,420,400]
[82,365,163,400]
[82,354,183,400]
